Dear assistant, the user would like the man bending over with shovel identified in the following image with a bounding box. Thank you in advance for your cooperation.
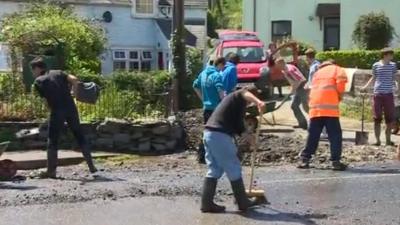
[31,57,97,178]
[200,87,265,213]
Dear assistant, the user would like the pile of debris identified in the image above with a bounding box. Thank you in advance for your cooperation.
[241,134,399,166]
[179,110,399,166]
[179,109,204,151]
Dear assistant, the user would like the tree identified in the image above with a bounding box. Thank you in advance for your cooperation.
[0,1,106,73]
[207,0,242,33]
[352,12,395,50]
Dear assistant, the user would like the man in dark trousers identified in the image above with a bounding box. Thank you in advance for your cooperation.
[200,87,265,213]
[31,57,97,178]
[193,57,226,164]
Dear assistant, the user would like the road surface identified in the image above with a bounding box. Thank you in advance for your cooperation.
[1,161,400,225]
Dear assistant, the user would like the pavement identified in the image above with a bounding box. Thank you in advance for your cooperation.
[1,161,400,225]
[1,150,119,170]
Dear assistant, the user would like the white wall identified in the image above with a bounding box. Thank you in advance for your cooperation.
[243,0,400,50]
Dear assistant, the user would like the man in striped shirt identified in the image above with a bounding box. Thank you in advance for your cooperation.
[362,48,398,146]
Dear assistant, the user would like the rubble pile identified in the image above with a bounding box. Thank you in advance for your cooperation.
[241,134,399,166]
[180,110,398,165]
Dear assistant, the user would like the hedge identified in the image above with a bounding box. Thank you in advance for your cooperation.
[316,49,400,69]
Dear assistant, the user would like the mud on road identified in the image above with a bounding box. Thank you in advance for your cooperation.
[1,109,398,208]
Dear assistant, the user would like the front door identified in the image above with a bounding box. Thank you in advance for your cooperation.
[324,17,340,50]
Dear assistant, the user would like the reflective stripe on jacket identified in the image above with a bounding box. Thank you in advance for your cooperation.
[309,63,348,118]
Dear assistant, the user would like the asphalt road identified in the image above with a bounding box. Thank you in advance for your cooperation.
[1,162,400,225]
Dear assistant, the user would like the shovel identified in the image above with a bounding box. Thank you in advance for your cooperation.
[355,94,369,145]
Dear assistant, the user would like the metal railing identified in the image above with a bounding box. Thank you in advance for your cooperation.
[0,73,171,122]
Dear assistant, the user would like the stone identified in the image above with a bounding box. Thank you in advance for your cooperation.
[166,139,177,150]
[96,138,114,148]
[170,126,183,139]
[138,141,151,152]
[152,137,168,144]
[23,140,47,149]
[97,118,130,133]
[152,143,167,151]
[152,125,170,135]
[130,132,143,140]
[113,133,131,144]
[139,137,151,142]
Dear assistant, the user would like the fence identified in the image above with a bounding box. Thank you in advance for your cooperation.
[0,73,171,122]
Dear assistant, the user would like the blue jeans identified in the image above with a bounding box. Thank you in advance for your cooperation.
[203,130,242,181]
[300,117,342,161]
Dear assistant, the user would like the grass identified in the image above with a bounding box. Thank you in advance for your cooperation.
[340,97,374,122]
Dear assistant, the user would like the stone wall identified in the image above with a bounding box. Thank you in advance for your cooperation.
[0,118,184,154]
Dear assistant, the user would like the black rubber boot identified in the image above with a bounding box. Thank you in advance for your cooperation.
[332,161,348,171]
[81,144,97,173]
[200,178,226,213]
[385,126,394,146]
[230,178,259,211]
[374,122,381,146]
[41,147,58,179]
[297,158,310,169]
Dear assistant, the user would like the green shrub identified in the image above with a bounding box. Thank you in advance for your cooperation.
[1,2,106,73]
[316,50,400,69]
[352,12,395,50]
[73,68,108,87]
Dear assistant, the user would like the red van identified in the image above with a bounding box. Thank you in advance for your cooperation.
[208,31,299,91]
[209,31,267,82]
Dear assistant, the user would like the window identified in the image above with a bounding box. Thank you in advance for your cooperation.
[222,47,266,63]
[112,49,154,72]
[271,20,292,42]
[135,0,154,15]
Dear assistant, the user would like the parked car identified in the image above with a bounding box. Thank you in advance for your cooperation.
[207,31,299,96]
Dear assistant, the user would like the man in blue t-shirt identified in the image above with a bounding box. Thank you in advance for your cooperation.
[222,53,240,95]
[193,57,226,164]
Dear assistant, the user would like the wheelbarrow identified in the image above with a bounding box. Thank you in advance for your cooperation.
[245,94,292,132]
[0,141,17,181]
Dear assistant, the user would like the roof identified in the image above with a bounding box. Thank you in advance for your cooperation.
[158,0,208,8]
[156,19,197,47]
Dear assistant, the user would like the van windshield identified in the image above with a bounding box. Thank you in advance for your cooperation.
[223,46,266,63]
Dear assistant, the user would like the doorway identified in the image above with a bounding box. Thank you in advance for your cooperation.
[324,17,340,50]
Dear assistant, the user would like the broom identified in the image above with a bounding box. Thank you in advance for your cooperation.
[245,111,270,204]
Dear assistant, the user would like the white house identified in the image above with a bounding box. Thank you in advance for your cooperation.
[0,0,208,74]
[242,0,400,51]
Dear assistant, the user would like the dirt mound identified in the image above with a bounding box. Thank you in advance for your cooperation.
[179,109,204,151]
[241,134,399,166]
[179,110,398,166]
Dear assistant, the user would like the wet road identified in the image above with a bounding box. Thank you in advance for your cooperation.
[1,162,400,225]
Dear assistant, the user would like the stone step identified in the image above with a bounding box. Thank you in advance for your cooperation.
[1,150,120,170]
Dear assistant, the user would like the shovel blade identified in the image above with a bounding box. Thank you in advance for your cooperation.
[355,131,369,145]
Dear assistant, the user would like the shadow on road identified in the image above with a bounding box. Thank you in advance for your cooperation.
[61,175,126,184]
[0,182,38,191]
[236,207,327,225]
[347,167,400,174]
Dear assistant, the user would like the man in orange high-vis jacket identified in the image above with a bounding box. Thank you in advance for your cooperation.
[298,60,348,171]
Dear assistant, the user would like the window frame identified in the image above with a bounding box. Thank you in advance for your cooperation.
[133,0,157,18]
[271,20,292,41]
[112,49,154,72]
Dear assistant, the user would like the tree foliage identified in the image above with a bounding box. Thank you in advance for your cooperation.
[352,12,395,50]
[208,0,242,34]
[0,1,106,73]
